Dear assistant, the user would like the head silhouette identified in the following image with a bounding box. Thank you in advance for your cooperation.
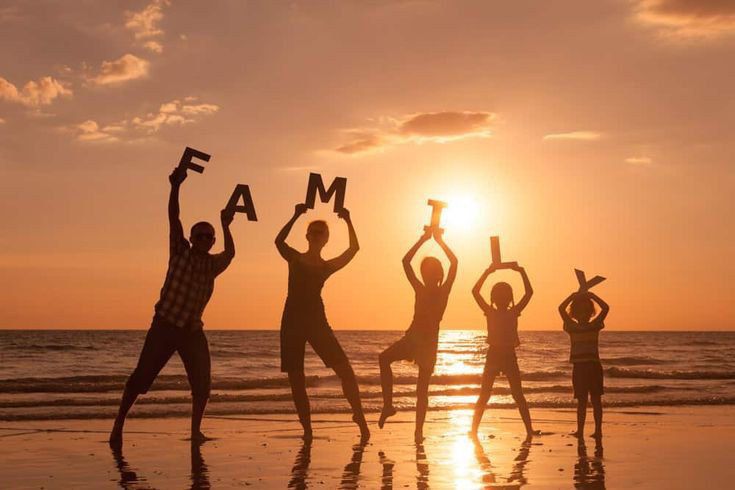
[189,222,215,253]
[306,220,329,251]
[490,282,514,310]
[420,257,444,287]
[569,294,596,323]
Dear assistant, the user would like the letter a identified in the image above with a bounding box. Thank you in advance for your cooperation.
[179,146,211,173]
[225,184,258,221]
[304,172,347,212]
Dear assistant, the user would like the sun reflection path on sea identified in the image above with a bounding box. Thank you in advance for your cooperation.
[448,410,484,489]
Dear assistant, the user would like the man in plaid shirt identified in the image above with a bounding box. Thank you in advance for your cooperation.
[110,165,235,447]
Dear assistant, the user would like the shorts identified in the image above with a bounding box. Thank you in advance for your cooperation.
[125,316,211,397]
[483,346,521,379]
[572,361,604,399]
[384,330,438,372]
[280,324,349,373]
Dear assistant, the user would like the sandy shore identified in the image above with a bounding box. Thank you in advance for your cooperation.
[1,406,733,488]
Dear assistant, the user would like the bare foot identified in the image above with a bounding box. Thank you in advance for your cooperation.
[189,431,215,444]
[353,415,370,442]
[414,430,424,444]
[525,429,541,441]
[590,432,602,440]
[570,430,583,439]
[378,406,397,429]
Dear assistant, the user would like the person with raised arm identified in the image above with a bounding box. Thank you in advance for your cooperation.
[109,165,235,448]
[377,228,458,443]
[470,262,537,440]
[276,203,370,442]
[559,286,610,440]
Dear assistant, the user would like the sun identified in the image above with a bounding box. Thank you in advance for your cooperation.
[442,193,482,232]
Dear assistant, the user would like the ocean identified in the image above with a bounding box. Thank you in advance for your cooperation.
[1,330,734,421]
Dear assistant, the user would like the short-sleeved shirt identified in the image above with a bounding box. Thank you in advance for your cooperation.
[563,318,604,363]
[406,286,451,339]
[484,307,521,350]
[154,237,232,330]
[281,255,332,330]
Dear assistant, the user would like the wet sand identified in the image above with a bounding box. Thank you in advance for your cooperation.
[1,406,733,488]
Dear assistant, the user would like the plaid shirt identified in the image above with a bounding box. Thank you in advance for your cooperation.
[154,235,232,330]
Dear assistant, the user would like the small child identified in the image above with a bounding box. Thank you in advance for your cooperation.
[470,263,536,439]
[559,288,609,439]
[378,227,457,443]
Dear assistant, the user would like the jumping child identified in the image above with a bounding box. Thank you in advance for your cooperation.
[378,228,458,443]
[470,262,536,439]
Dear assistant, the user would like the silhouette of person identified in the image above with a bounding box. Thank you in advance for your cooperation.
[574,439,606,489]
[288,439,312,489]
[559,289,609,439]
[276,203,369,441]
[470,263,537,439]
[109,166,236,447]
[378,228,458,443]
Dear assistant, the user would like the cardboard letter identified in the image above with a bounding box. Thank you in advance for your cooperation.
[423,199,447,232]
[304,173,347,212]
[179,146,211,173]
[225,184,258,221]
[574,269,606,291]
[489,236,518,269]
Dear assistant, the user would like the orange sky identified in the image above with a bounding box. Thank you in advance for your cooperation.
[1,1,734,330]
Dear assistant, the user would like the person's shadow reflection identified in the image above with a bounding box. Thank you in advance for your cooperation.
[190,442,211,490]
[340,441,367,489]
[415,443,430,490]
[378,450,395,490]
[574,439,605,489]
[289,439,312,489]
[110,446,151,489]
[471,435,532,488]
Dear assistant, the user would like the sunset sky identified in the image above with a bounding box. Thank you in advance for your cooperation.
[1,0,733,330]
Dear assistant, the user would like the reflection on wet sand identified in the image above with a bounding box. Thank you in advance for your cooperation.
[288,439,312,489]
[378,450,395,490]
[574,439,605,489]
[416,444,430,489]
[111,447,151,490]
[340,442,367,489]
[190,443,211,490]
[471,435,532,488]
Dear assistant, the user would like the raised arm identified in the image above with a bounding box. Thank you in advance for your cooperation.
[275,204,306,261]
[512,264,534,313]
[558,292,576,327]
[472,265,496,312]
[588,291,610,323]
[168,167,188,253]
[326,208,359,273]
[403,230,432,290]
[434,229,458,291]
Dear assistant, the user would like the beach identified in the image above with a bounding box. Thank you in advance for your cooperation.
[2,406,733,489]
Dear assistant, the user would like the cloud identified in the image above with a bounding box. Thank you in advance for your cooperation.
[68,97,219,142]
[335,111,496,155]
[625,156,653,165]
[73,120,120,143]
[87,54,150,86]
[125,0,170,53]
[0,76,72,107]
[634,0,735,38]
[543,131,603,141]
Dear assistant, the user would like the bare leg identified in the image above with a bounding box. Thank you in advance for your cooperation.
[508,371,534,438]
[379,344,406,428]
[471,373,497,435]
[109,387,138,447]
[190,395,212,443]
[590,394,602,439]
[414,367,431,443]
[575,396,588,438]
[288,370,312,440]
[334,362,370,441]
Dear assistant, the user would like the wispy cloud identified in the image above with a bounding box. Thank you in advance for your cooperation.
[625,156,653,165]
[68,97,219,142]
[0,76,72,107]
[634,0,735,39]
[335,111,496,155]
[543,131,603,141]
[125,0,170,53]
[87,54,150,86]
